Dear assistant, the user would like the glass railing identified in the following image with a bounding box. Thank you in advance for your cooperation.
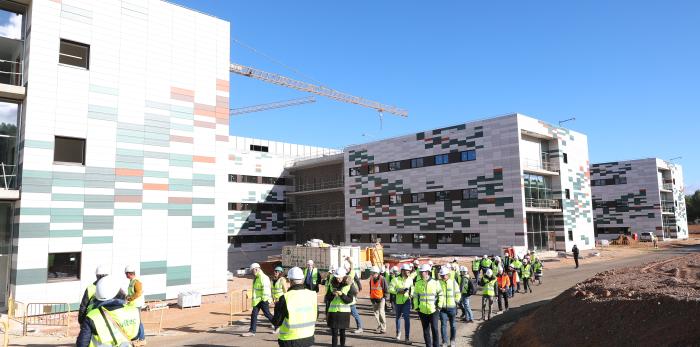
[293,178,344,193]
[522,158,559,172]
[661,183,673,191]
[525,198,561,209]
[661,202,675,213]
[290,208,344,219]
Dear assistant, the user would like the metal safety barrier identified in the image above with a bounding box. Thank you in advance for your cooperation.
[22,302,71,336]
[228,289,249,325]
[142,300,168,335]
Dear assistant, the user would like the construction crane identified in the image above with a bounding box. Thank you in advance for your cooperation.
[230,96,316,116]
[230,63,408,117]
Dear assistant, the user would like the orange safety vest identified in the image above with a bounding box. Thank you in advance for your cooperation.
[497,274,510,289]
[370,276,384,299]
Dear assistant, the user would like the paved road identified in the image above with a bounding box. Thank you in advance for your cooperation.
[10,244,697,347]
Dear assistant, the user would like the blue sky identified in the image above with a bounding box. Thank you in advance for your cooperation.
[173,1,699,192]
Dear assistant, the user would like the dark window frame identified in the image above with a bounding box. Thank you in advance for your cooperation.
[388,161,401,171]
[47,252,81,282]
[410,158,424,168]
[411,193,425,203]
[463,233,480,247]
[462,188,478,200]
[59,39,90,69]
[460,150,476,162]
[54,136,86,165]
[434,153,449,165]
[349,198,360,207]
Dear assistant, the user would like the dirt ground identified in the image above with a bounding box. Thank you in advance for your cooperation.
[500,252,700,347]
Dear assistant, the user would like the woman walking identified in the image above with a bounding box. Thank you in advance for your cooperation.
[325,268,357,347]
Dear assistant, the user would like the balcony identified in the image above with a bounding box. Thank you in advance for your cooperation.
[288,178,344,195]
[288,208,344,221]
[661,183,673,191]
[0,6,26,100]
[522,158,559,175]
[661,202,675,214]
[0,162,18,200]
[525,198,562,211]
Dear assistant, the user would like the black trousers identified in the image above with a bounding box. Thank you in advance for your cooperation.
[574,256,579,268]
[497,290,509,311]
[523,278,532,293]
[331,328,346,347]
[419,312,440,347]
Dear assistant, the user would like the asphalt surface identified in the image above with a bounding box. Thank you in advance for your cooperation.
[10,244,698,347]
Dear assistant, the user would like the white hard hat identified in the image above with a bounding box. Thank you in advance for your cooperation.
[419,264,432,272]
[124,265,136,273]
[401,263,412,271]
[392,266,399,273]
[287,267,304,280]
[329,264,338,271]
[95,265,109,276]
[370,266,380,273]
[445,263,452,269]
[498,267,504,274]
[485,269,493,277]
[475,256,481,261]
[483,255,488,259]
[250,263,261,270]
[413,260,420,265]
[439,267,450,276]
[335,268,347,278]
[494,256,501,262]
[460,266,468,272]
[428,261,434,266]
[95,275,120,301]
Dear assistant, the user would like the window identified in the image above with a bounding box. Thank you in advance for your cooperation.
[563,153,568,164]
[434,154,449,165]
[462,188,478,200]
[435,191,447,201]
[463,233,480,247]
[54,136,86,165]
[249,144,269,152]
[369,196,379,205]
[350,198,360,207]
[614,176,627,185]
[568,229,573,241]
[388,161,401,171]
[48,252,81,282]
[59,39,90,69]
[565,189,571,199]
[228,203,236,210]
[242,175,258,184]
[228,174,238,182]
[411,193,425,203]
[437,233,453,244]
[413,233,426,243]
[460,150,476,162]
[389,194,402,205]
[228,234,285,245]
[349,168,360,177]
[261,177,278,185]
[350,234,371,243]
[391,233,408,243]
[368,165,380,174]
[410,158,424,168]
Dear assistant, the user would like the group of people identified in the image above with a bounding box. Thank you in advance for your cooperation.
[75,265,147,347]
[242,250,552,347]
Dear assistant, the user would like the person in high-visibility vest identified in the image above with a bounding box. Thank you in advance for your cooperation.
[471,257,481,284]
[507,265,519,298]
[242,263,274,337]
[271,266,289,304]
[533,259,544,285]
[413,264,442,347]
[480,255,493,273]
[496,267,511,313]
[390,263,413,344]
[510,257,523,293]
[368,266,388,334]
[271,267,317,347]
[438,266,460,347]
[458,266,476,323]
[521,259,533,294]
[387,266,399,313]
[78,265,109,325]
[323,265,338,319]
[124,265,146,345]
[303,260,321,292]
[325,267,357,347]
[76,275,140,347]
[480,269,497,321]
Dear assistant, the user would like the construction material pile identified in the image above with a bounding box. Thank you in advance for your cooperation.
[501,253,700,347]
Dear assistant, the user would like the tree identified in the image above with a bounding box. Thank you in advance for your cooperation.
[686,190,700,223]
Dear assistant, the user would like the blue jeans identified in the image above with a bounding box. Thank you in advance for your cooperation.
[395,302,411,336]
[439,308,456,345]
[350,304,363,329]
[137,309,145,340]
[460,294,473,321]
[249,301,273,333]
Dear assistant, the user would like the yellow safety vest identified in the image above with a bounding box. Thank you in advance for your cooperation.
[85,284,97,311]
[481,277,496,297]
[522,264,532,279]
[86,305,140,347]
[278,289,317,341]
[390,276,413,305]
[252,272,272,306]
[328,284,352,313]
[412,278,441,315]
[272,277,286,301]
[472,260,480,271]
[303,268,319,285]
[324,275,335,295]
[439,279,459,309]
[127,277,144,308]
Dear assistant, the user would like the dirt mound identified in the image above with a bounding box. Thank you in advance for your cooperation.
[500,253,700,347]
